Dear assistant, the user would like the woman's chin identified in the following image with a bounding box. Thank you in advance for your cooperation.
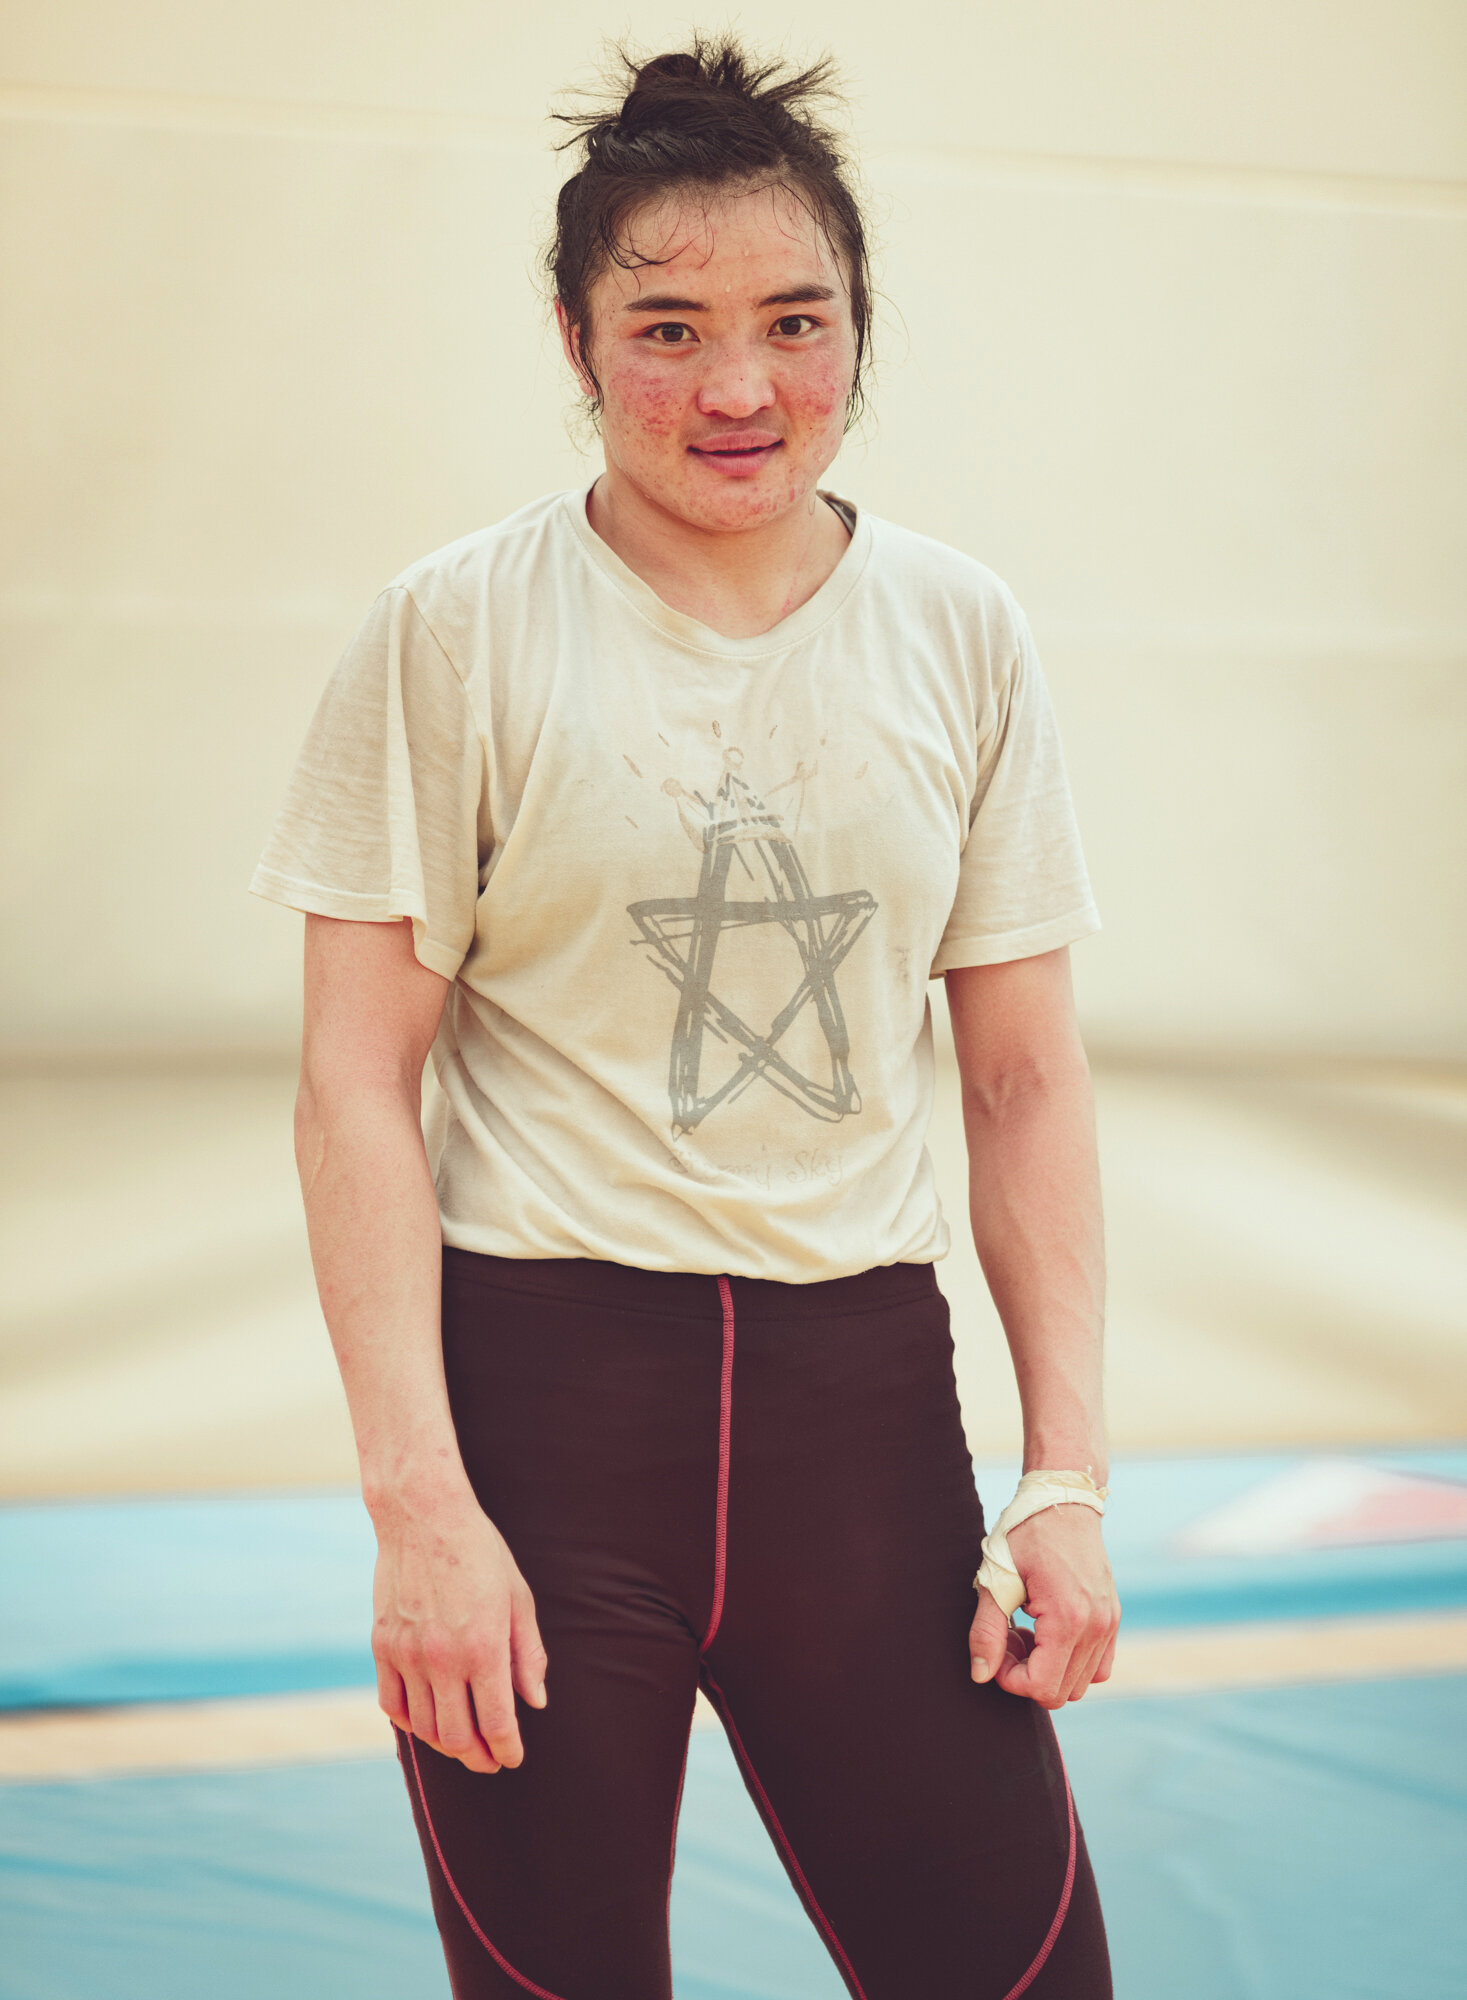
[666,467,812,535]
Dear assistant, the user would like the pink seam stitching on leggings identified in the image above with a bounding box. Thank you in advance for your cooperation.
[699,1274,736,1653]
[701,1669,872,2000]
[403,1730,569,2000]
[998,1751,1078,2000]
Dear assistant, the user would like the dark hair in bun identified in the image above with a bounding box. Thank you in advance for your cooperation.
[548,37,872,426]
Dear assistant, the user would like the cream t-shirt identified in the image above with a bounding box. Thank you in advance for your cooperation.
[251,486,1099,1281]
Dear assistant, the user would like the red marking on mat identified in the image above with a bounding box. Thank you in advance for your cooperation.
[403,1731,568,2000]
[999,1753,1077,2000]
[699,1275,736,1653]
[1179,1458,1467,1557]
[702,1670,871,2000]
[1308,1482,1467,1546]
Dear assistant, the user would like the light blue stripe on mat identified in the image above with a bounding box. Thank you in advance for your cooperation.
[4,1448,1466,1709]
[0,1677,1463,2000]
[0,1493,376,1709]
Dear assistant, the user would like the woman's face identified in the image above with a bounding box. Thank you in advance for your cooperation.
[562,182,858,535]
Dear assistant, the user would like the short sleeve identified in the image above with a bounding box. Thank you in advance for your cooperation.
[249,587,484,981]
[930,610,1100,974]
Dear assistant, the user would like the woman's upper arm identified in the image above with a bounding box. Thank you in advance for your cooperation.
[302,914,450,1096]
[945,949,1087,1101]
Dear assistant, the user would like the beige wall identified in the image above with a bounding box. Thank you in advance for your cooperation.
[3,3,1464,1056]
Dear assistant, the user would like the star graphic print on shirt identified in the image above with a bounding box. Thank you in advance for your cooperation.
[628,746,877,1134]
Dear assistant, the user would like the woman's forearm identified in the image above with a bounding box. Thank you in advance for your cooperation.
[960,1053,1107,1481]
[946,954,1107,1484]
[295,1066,473,1520]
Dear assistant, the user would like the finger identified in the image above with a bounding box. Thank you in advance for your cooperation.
[1053,1628,1096,1706]
[990,1621,1041,1692]
[968,1586,1015,1684]
[375,1660,410,1729]
[1047,1636,1086,1707]
[1066,1632,1110,1703]
[1005,1623,1037,1671]
[403,1672,442,1751]
[510,1592,549,1709]
[470,1669,525,1771]
[998,1626,1080,1709]
[1055,1604,1121,1704]
[430,1680,499,1775]
[1091,1626,1119,1685]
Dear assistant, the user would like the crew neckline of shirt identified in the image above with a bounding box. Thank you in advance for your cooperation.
[560,478,873,662]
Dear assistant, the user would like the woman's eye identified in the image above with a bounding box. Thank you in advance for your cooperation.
[649,323,693,343]
[773,315,816,338]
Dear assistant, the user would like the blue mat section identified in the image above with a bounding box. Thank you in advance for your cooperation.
[0,1759,440,2000]
[1,1677,1463,2000]
[1061,1675,1467,2000]
[0,1494,376,1709]
[4,1449,1466,1709]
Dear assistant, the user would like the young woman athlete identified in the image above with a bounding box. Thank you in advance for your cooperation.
[253,41,1119,2000]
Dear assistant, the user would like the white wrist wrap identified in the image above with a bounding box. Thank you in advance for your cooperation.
[972,1470,1109,1616]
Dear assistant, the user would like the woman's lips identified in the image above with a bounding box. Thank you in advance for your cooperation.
[687,434,784,475]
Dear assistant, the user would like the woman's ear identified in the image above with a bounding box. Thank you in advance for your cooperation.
[554,301,598,401]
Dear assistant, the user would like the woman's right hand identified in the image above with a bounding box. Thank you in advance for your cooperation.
[370,1485,548,1774]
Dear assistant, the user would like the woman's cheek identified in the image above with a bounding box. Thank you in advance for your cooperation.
[786,352,853,429]
[605,358,688,440]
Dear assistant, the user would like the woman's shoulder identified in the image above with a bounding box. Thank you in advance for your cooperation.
[861,510,1028,652]
[382,489,579,620]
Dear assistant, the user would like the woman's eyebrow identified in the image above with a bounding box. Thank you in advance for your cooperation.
[620,283,838,314]
[621,293,706,313]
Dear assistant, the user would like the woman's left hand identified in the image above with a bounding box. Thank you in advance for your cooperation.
[968,1507,1120,1708]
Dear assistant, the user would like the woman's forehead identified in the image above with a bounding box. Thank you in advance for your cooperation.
[606,183,847,300]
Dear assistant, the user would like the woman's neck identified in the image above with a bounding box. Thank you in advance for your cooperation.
[586,472,852,641]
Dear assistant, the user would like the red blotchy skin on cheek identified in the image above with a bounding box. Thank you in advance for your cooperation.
[617,370,685,440]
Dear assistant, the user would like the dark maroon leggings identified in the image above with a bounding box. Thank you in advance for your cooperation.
[397,1251,1110,1999]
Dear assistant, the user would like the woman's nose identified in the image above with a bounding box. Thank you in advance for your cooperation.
[695,344,776,420]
